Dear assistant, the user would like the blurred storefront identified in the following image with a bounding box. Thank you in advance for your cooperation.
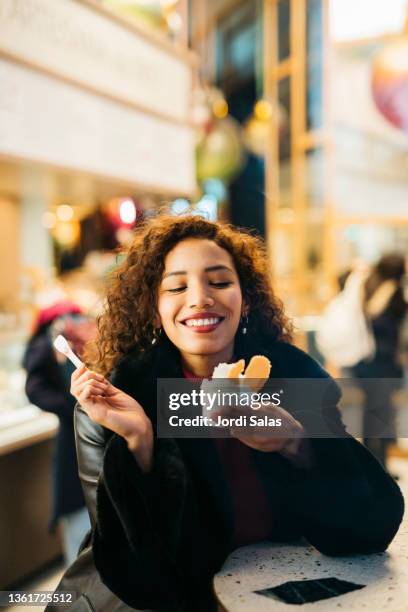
[0,0,407,588]
[0,0,195,587]
[189,0,408,316]
[0,0,196,314]
[2,1,405,326]
[265,0,408,316]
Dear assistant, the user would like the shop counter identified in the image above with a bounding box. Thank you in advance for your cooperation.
[0,408,63,588]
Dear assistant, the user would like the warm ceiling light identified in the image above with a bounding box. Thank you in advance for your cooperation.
[56,204,74,222]
[119,198,136,224]
[54,219,80,247]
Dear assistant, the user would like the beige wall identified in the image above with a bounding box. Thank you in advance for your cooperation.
[0,196,20,311]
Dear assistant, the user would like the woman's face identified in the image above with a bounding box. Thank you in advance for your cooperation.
[157,238,245,366]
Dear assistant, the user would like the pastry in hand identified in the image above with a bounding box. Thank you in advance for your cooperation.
[212,355,271,391]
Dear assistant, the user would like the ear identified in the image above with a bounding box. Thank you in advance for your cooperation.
[153,313,161,329]
[241,301,249,317]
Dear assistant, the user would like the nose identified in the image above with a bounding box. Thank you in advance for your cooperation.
[187,280,215,309]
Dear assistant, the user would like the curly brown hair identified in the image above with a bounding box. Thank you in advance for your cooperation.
[86,215,293,375]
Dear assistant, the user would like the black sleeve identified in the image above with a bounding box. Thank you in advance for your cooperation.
[92,434,185,609]
[268,340,404,556]
[71,354,184,608]
[74,404,107,529]
[74,355,222,610]
[92,434,222,610]
[23,335,76,422]
[284,398,404,556]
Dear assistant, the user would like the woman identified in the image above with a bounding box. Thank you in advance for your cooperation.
[23,302,93,564]
[50,216,403,612]
[353,253,407,468]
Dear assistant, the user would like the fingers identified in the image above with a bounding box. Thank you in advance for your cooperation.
[74,368,107,386]
[71,364,87,381]
[99,380,117,397]
[76,382,109,425]
[78,379,108,398]
[71,367,109,400]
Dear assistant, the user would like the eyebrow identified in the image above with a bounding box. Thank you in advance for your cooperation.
[162,265,234,279]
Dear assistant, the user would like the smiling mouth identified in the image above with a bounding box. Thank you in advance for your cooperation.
[180,316,225,332]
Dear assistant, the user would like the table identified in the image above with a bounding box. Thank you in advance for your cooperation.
[214,458,408,611]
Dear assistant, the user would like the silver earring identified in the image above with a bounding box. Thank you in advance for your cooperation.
[152,327,162,344]
[241,315,248,335]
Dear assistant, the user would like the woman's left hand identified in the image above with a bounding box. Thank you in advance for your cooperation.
[229,402,305,456]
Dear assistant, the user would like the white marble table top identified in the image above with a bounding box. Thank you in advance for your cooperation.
[214,458,408,612]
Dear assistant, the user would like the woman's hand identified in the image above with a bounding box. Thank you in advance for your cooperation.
[71,365,153,473]
[229,402,304,457]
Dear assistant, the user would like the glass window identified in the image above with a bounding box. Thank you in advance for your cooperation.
[305,147,324,208]
[278,77,291,160]
[278,0,291,61]
[330,0,407,42]
[278,76,291,209]
[306,0,324,130]
[335,225,408,270]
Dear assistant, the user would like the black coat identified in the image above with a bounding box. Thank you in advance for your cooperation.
[355,286,407,378]
[23,333,85,526]
[50,334,404,612]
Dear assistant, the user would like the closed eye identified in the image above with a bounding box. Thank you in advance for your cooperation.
[210,281,232,288]
[166,281,232,293]
[167,287,186,293]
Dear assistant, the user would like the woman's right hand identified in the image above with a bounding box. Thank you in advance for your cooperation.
[71,365,153,473]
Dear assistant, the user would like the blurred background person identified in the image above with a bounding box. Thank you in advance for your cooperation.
[23,302,96,565]
[352,254,407,469]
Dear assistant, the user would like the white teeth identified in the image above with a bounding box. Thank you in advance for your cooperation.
[185,317,221,327]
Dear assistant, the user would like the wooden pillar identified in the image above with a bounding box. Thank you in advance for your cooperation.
[290,0,307,314]
[178,0,189,47]
[322,0,337,298]
[263,0,279,279]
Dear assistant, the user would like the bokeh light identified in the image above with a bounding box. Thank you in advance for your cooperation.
[254,99,272,121]
[119,199,137,224]
[56,204,74,222]
[212,99,229,119]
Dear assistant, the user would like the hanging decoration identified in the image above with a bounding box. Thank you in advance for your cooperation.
[372,37,408,134]
[242,99,289,157]
[193,86,245,183]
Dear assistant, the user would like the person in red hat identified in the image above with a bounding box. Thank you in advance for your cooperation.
[23,301,95,564]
